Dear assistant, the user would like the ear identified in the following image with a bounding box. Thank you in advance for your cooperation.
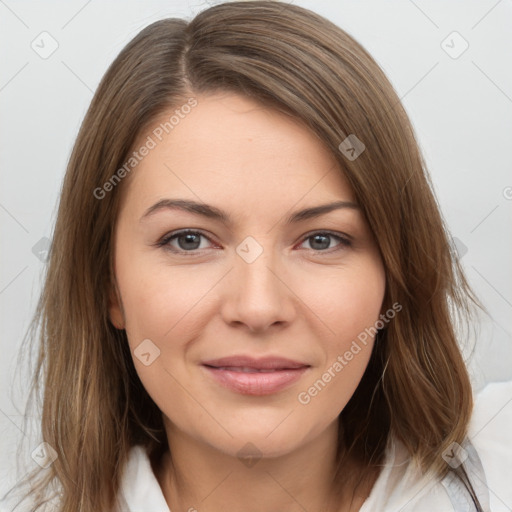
[108,280,125,330]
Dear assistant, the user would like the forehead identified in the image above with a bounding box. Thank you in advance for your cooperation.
[121,92,355,213]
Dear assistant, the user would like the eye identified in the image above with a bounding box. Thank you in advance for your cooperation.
[156,229,352,255]
[298,231,352,252]
[158,230,216,253]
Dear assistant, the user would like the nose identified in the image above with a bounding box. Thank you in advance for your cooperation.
[220,245,296,334]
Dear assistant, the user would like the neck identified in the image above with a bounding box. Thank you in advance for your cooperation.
[154,419,377,512]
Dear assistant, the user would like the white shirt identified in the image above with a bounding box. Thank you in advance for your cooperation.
[115,380,512,512]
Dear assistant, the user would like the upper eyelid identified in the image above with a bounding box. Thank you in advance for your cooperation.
[164,229,219,245]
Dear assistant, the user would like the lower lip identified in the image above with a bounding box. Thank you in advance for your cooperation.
[202,365,309,396]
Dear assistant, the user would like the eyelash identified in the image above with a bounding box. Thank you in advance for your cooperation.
[155,229,352,256]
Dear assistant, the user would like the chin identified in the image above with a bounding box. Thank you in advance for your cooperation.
[216,436,300,461]
[208,421,315,461]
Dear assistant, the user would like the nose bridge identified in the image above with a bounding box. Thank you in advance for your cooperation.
[238,245,279,296]
[222,235,294,332]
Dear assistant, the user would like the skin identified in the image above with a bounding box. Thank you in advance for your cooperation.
[109,92,386,512]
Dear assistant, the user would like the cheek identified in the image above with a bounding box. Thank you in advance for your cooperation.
[306,258,385,347]
[117,256,218,347]
[294,257,385,417]
[115,259,218,417]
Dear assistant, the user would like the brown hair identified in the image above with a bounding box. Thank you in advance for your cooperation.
[5,1,480,510]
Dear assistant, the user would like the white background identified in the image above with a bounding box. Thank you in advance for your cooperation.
[1,0,511,500]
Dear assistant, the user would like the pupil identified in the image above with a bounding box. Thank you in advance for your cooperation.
[311,234,329,250]
[179,233,200,250]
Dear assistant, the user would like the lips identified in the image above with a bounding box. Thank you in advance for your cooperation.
[203,355,308,370]
[201,355,310,395]
[209,366,288,373]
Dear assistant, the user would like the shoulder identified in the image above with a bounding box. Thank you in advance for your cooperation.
[115,445,170,512]
[468,379,512,512]
[360,437,454,511]
[470,379,512,438]
[361,380,512,512]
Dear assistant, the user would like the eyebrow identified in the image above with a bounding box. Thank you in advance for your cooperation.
[139,198,360,225]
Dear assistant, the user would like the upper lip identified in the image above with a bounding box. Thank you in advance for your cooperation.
[202,355,310,370]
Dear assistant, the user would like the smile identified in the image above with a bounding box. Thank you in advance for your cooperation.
[212,366,292,373]
[201,355,310,395]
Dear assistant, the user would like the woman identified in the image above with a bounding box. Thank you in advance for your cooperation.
[3,1,511,511]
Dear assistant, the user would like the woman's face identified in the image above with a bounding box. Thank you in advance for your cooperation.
[110,92,386,459]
